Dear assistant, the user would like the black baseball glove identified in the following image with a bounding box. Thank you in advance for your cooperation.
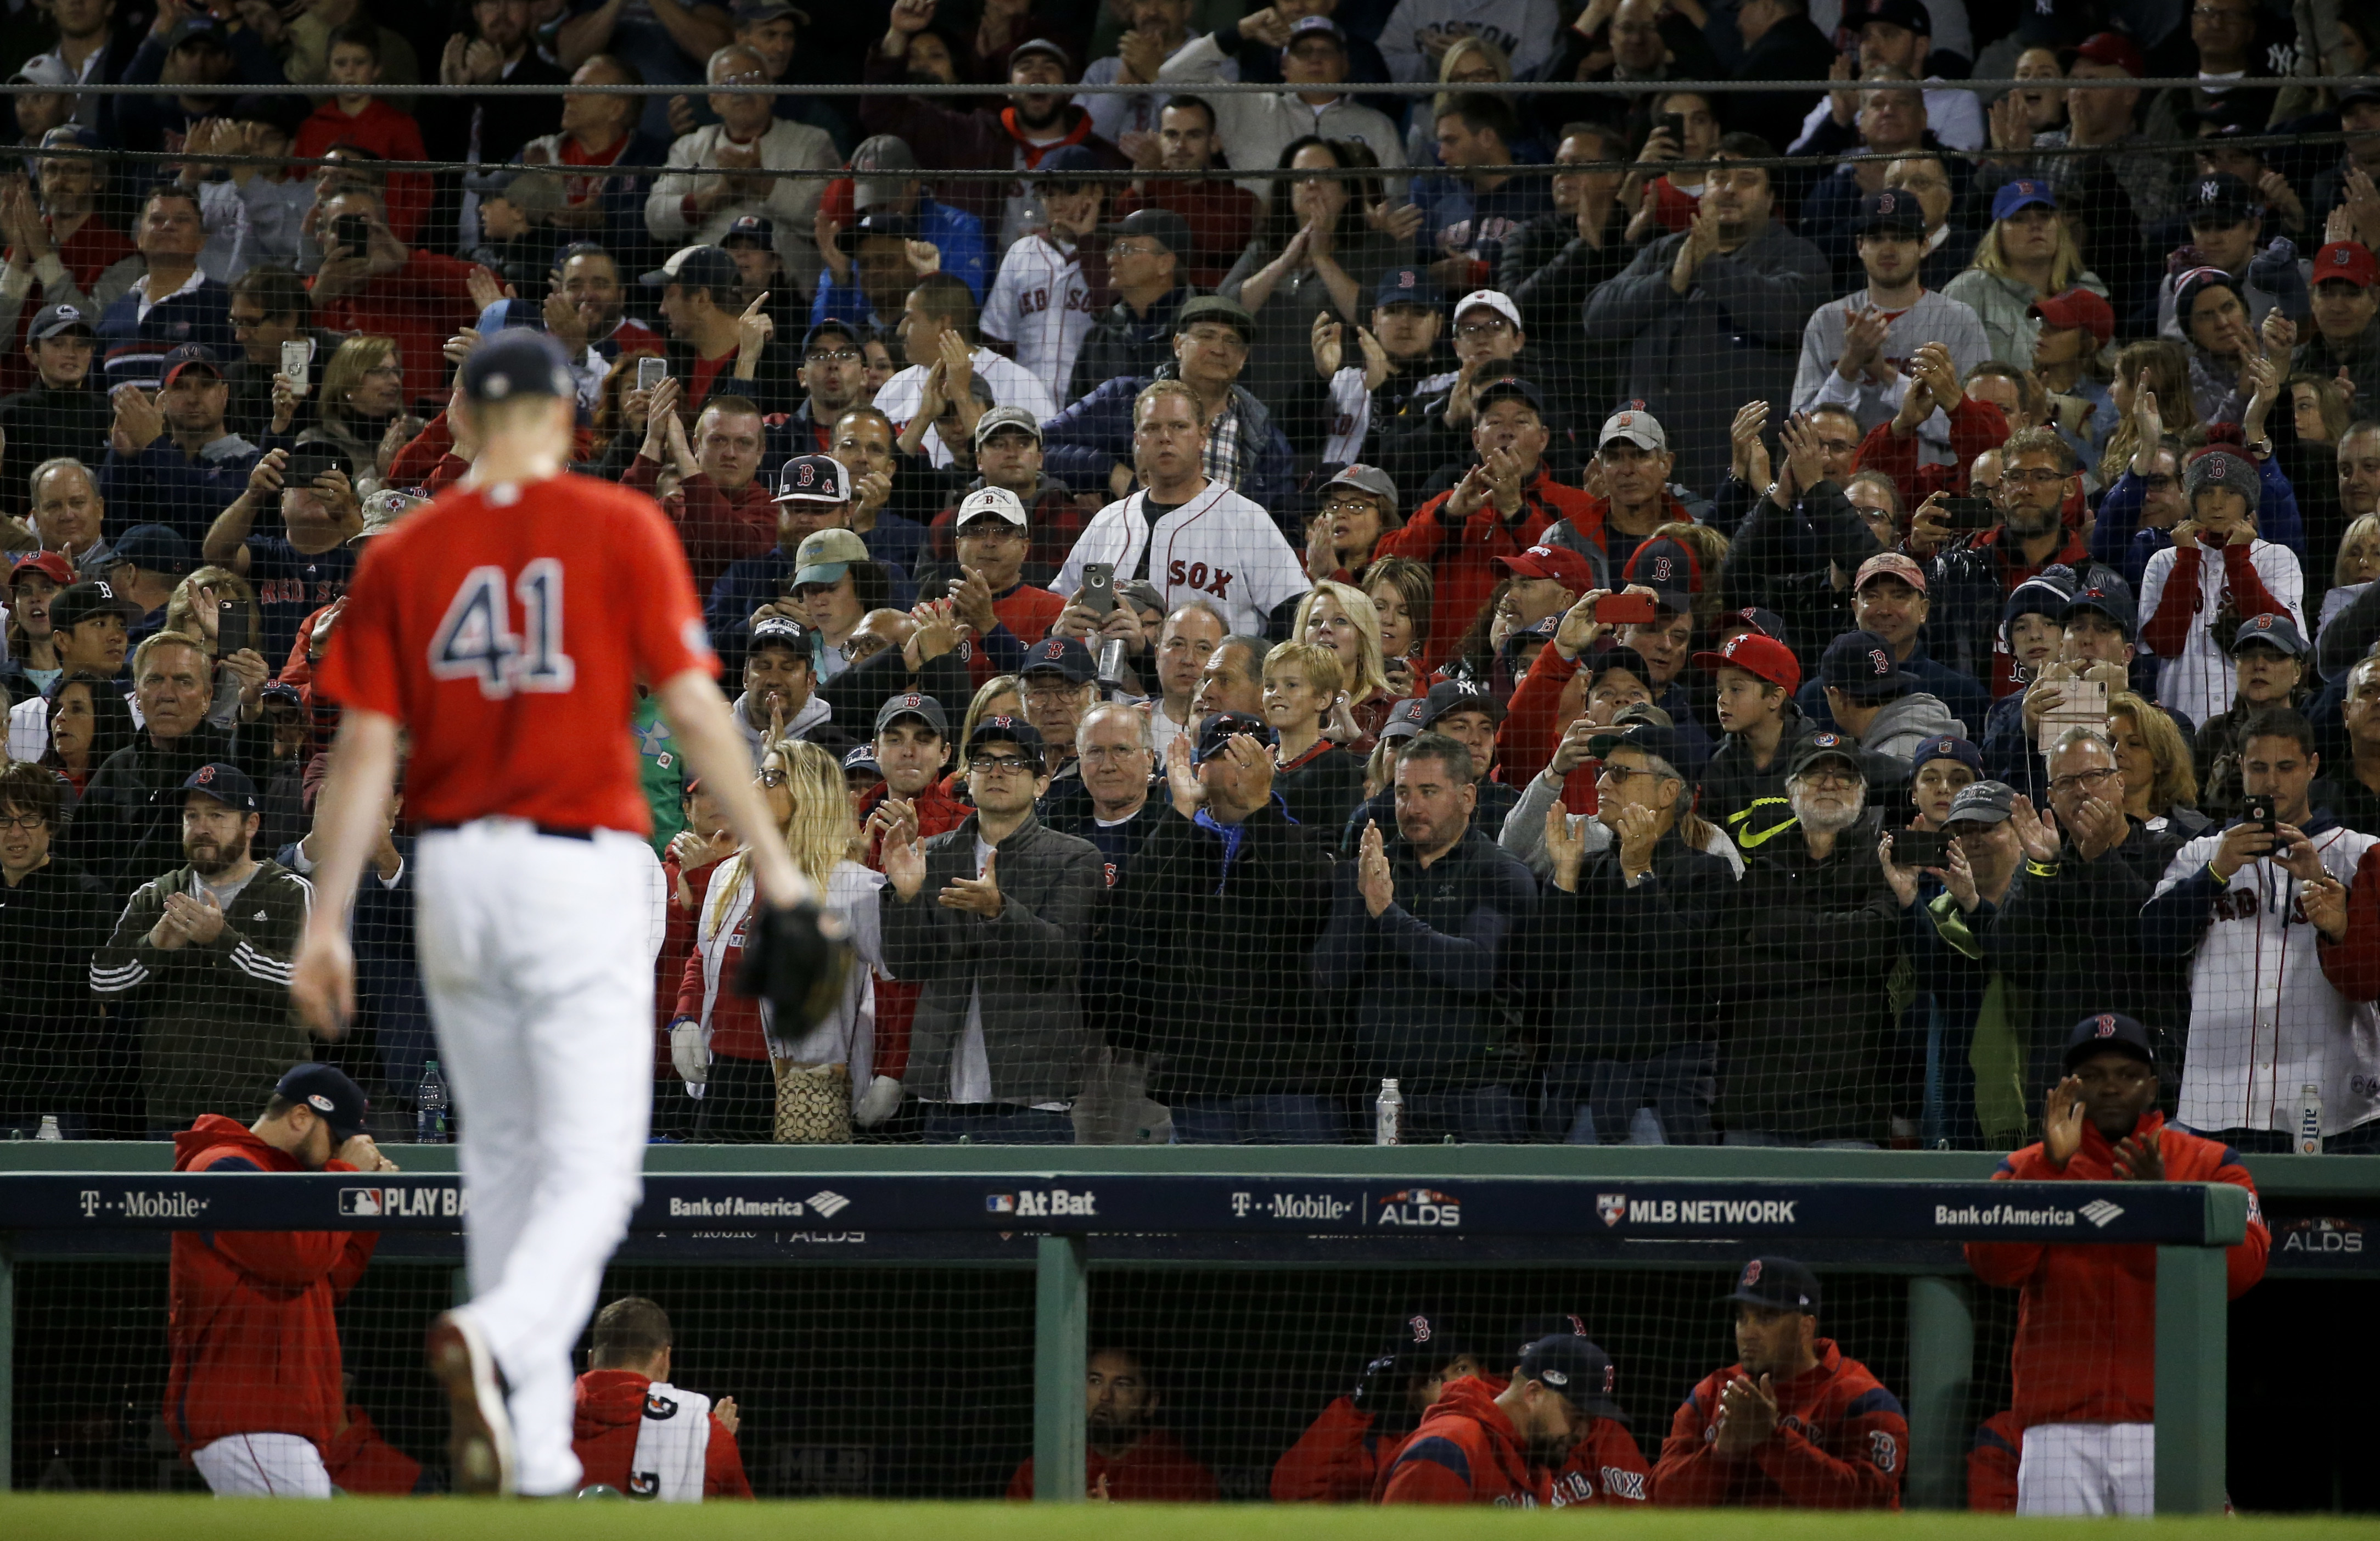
[735,900,852,1030]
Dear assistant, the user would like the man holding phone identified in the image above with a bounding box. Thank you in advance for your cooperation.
[199,446,363,669]
[98,344,260,546]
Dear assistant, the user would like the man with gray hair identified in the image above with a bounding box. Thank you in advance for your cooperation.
[1042,699,1164,887]
[643,43,839,295]
[26,457,113,575]
[1713,731,1904,1146]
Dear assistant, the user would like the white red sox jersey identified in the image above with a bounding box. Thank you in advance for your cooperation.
[981,233,1096,405]
[1055,481,1307,636]
[874,348,1059,469]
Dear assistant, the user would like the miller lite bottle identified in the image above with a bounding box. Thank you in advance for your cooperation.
[1376,1078,1403,1146]
[2297,1084,2323,1155]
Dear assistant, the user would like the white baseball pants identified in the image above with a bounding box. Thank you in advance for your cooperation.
[192,1432,332,1498]
[2017,1421,2155,1516]
[416,820,665,1497]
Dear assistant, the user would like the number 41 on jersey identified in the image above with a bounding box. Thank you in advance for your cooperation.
[429,560,577,698]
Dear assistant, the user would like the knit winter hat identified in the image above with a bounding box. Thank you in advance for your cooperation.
[2181,447,2260,513]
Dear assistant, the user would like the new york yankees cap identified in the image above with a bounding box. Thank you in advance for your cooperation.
[1721,1256,1819,1314]
[1418,679,1505,726]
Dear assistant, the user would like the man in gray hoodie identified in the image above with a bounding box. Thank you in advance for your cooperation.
[1816,627,1960,766]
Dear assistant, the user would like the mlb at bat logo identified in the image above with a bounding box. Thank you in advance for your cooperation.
[1376,1187,1461,1228]
[339,1185,467,1218]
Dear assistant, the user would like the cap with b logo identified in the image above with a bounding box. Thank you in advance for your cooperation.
[1020,635,1096,683]
[2229,610,2308,658]
[1991,178,2056,222]
[1598,406,1667,453]
[2062,1011,2154,1070]
[1691,629,1801,693]
[774,454,851,505]
[955,485,1029,529]
[1857,187,1926,237]
[272,1062,372,1142]
[1624,535,1700,610]
[182,761,260,811]
[1721,1255,1820,1314]
[1318,462,1399,517]
[874,691,950,739]
[1493,542,1593,591]
[1515,1333,1627,1422]
[1373,264,1444,310]
[1819,628,1918,699]
[1379,696,1430,741]
[2315,240,2378,289]
[967,714,1046,752]
[1854,551,1928,595]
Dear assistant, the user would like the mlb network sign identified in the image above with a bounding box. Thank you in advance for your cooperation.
[1596,1193,1799,1228]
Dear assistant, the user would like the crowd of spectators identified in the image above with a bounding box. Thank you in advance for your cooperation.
[0,0,2376,1154]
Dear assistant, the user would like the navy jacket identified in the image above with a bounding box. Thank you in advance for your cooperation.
[1039,373,1296,525]
[96,278,237,390]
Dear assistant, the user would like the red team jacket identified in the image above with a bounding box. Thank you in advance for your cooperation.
[165,1117,378,1456]
[1007,1429,1220,1501]
[1373,474,1576,669]
[1651,1339,1907,1508]
[572,1369,753,1499]
[1375,1376,1545,1505]
[323,1405,424,1495]
[1967,1409,2023,1512]
[1271,1396,1396,1503]
[1964,1111,2269,1428]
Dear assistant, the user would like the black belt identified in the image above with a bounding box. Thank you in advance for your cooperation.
[423,821,596,842]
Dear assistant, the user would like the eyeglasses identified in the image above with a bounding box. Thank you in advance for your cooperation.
[1108,241,1162,259]
[2048,765,2122,798]
[1321,498,1380,518]
[1596,763,1650,784]
[805,348,861,365]
[1023,682,1083,703]
[0,812,43,831]
[1816,437,1859,456]
[840,634,892,663]
[1797,771,1860,789]
[1455,320,1512,338]
[970,753,1034,775]
[755,766,787,787]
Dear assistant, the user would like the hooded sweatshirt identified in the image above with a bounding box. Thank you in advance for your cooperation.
[1377,1375,1546,1505]
[165,1116,375,1456]
[1853,689,1961,765]
[572,1368,753,1500]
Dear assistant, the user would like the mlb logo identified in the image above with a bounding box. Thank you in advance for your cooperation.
[987,1193,1017,1213]
[1741,1259,1764,1288]
[1597,1193,1627,1227]
[338,1187,384,1217]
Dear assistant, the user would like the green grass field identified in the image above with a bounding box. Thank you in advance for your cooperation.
[3,1497,2377,1539]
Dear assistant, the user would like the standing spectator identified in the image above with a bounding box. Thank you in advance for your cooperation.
[1814,627,1961,765]
[25,457,112,577]
[1944,182,2112,369]
[1375,0,1560,83]
[1069,207,1205,405]
[1975,33,2179,248]
[878,714,1103,1142]
[622,393,778,595]
[0,302,109,495]
[1413,93,1551,292]
[7,586,132,772]
[1144,599,1227,757]
[92,761,312,1134]
[1725,0,1837,154]
[2138,449,2306,726]
[828,135,991,307]
[220,270,330,446]
[0,762,113,1137]
[1497,122,1632,425]
[1039,699,1167,883]
[853,691,970,1096]
[1651,1256,1907,1508]
[501,60,669,278]
[642,243,792,419]
[1157,15,1406,202]
[1378,1335,1638,1505]
[294,26,431,246]
[164,1064,395,1497]
[200,448,363,671]
[2317,654,2380,834]
[1793,191,1992,449]
[96,187,236,390]
[1007,1347,1220,1500]
[983,147,1108,404]
[875,273,1058,470]
[1582,139,1830,494]
[1264,640,1368,832]
[2144,707,2380,1151]
[304,188,487,410]
[2191,615,2311,821]
[555,0,723,143]
[1915,425,2099,697]
[933,483,1067,677]
[644,46,837,297]
[2293,242,2380,406]
[1109,97,1259,289]
[100,344,260,545]
[1273,1310,1484,1503]
[1315,729,1536,1141]
[0,130,136,349]
[1966,1013,2270,1516]
[1112,709,1337,1140]
[1796,552,1990,738]
[571,1297,753,1500]
[1,553,74,713]
[1714,732,1904,1144]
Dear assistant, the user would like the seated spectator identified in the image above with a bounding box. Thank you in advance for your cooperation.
[1156,14,1405,205]
[811,210,922,339]
[1530,718,1735,1145]
[1877,153,1973,292]
[554,0,725,143]
[19,584,134,757]
[1793,190,1992,452]
[1296,575,1400,735]
[1582,136,1829,494]
[1008,1347,1219,1500]
[877,273,1058,470]
[1652,1257,1907,1507]
[707,453,856,673]
[1039,699,1164,886]
[571,1297,751,1499]
[2108,691,2209,838]
[1790,0,1983,152]
[200,448,363,670]
[1018,635,1099,791]
[0,131,136,353]
[645,44,837,298]
[1905,730,1980,832]
[644,244,794,419]
[1312,270,1457,485]
[1273,1310,1483,1503]
[502,59,668,274]
[1304,463,1405,589]
[1714,732,1902,1144]
[2293,242,2380,406]
[1814,626,1961,766]
[2146,706,2380,1151]
[1069,208,1205,405]
[1977,32,2179,247]
[624,392,777,595]
[297,334,405,478]
[305,188,486,410]
[929,412,1082,598]
[1052,377,1307,636]
[1315,729,1536,1141]
[2316,653,2380,834]
[92,760,311,1134]
[2,552,74,700]
[1498,121,1631,426]
[98,344,259,545]
[1262,639,1367,832]
[114,13,282,161]
[1379,1335,1638,1505]
[722,615,834,763]
[1109,97,1260,290]
[1795,552,1990,737]
[0,303,109,495]
[38,671,138,810]
[1692,628,1809,851]
[1552,408,1702,586]
[2138,448,2306,726]
[294,25,430,245]
[0,760,114,1137]
[97,187,237,390]
[935,484,1066,678]
[1619,90,1721,243]
[1794,69,1945,285]
[833,136,989,307]
[878,714,1103,1144]
[1945,181,2112,369]
[220,268,333,445]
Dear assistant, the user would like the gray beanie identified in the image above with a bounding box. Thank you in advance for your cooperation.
[2182,447,2260,513]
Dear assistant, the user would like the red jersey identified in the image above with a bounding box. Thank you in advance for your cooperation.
[571,1369,753,1499]
[1271,1396,1391,1502]
[1964,1112,2267,1428]
[1651,1339,1907,1509]
[316,472,717,836]
[1546,1417,1649,1506]
[1007,1428,1218,1501]
[1376,1376,1545,1506]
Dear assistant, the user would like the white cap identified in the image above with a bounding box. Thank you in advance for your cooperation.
[956,485,1028,528]
[1598,407,1668,453]
[1453,289,1522,331]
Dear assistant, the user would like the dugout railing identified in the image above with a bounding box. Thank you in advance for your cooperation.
[0,1143,2348,1511]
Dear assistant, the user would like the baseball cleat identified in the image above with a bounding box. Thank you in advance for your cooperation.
[428,1310,516,1495]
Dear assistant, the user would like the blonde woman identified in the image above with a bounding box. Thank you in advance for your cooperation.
[1945,186,2108,366]
[2108,691,2206,837]
[1407,35,1513,165]
[672,738,890,1141]
[308,335,406,474]
[1295,578,1395,740]
[952,673,1023,786]
[2323,511,2380,631]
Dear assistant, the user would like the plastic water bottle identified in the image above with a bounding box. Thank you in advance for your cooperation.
[33,1114,61,1141]
[416,1060,450,1144]
[1376,1078,1403,1146]
[2297,1084,2323,1155]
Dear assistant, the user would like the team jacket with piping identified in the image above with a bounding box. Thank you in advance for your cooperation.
[164,1115,375,1456]
[1376,1375,1545,1505]
[1964,1111,2268,1428]
[1547,1416,1652,1506]
[1651,1339,1908,1508]
[2142,812,2380,1136]
[1054,482,1310,637]
[93,859,314,1133]
[1272,1396,1393,1503]
[572,1369,753,1500]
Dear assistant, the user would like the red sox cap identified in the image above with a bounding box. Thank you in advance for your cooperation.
[1691,630,1800,693]
[2062,1011,2154,1070]
[1493,543,1593,590]
[2315,241,2379,289]
[1721,1255,1820,1314]
[181,761,259,811]
[874,691,950,738]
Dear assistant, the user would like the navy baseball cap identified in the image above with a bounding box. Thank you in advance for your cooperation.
[1419,679,1506,727]
[2187,171,2259,227]
[1102,205,1194,256]
[1718,606,1789,644]
[1380,1307,1467,1367]
[2230,610,2308,658]
[1945,779,2019,826]
[273,1062,371,1142]
[1192,710,1275,763]
[1623,535,1700,611]
[874,691,950,738]
[1512,1311,1588,1359]
[1992,179,2057,222]
[1515,1333,1627,1422]
[1030,143,1102,185]
[802,318,865,355]
[748,616,812,657]
[1473,377,1546,417]
[842,744,882,777]
[49,580,135,630]
[2063,1010,2154,1070]
[1913,733,1983,777]
[967,714,1045,753]
[1379,696,1429,741]
[2062,574,2136,639]
[1020,635,1096,683]
[109,523,197,578]
[1374,265,1444,310]
[1586,718,1683,764]
[159,343,222,388]
[774,453,852,505]
[641,244,741,297]
[28,301,93,340]
[1857,187,1926,237]
[1820,629,1919,699]
[461,330,574,402]
[1587,645,1653,685]
[181,761,260,811]
[1786,730,1866,782]
[1721,1255,1820,1314]
[720,214,775,248]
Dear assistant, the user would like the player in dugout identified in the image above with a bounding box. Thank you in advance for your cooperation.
[1965,1011,2269,1517]
[1376,1333,1641,1505]
[571,1296,753,1500]
[1272,1309,1484,1501]
[1007,1346,1218,1501]
[165,1063,398,1498]
[1507,1312,1651,1507]
[1651,1256,1907,1508]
